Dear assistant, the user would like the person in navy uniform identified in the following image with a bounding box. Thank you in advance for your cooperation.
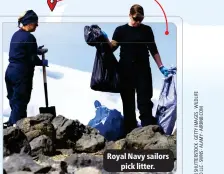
[4,10,49,128]
[103,4,170,135]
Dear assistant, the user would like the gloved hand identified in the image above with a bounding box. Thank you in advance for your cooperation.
[101,31,108,38]
[159,66,169,77]
[37,45,48,55]
[42,59,48,67]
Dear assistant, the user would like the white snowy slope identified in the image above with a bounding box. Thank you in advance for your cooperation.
[2,52,161,125]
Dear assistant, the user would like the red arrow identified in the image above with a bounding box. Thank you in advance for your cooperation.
[154,0,169,35]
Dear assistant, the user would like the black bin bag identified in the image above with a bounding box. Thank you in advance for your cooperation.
[84,25,120,93]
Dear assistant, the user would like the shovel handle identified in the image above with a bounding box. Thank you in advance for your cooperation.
[42,54,49,107]
[42,54,47,83]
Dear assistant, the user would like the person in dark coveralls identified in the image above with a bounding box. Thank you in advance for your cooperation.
[103,4,170,135]
[3,10,49,128]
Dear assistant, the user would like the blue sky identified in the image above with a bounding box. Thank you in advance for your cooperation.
[3,22,176,89]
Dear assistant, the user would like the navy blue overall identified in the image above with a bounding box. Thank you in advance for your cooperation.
[5,29,42,124]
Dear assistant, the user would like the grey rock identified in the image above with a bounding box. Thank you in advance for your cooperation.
[3,115,177,174]
[52,115,102,150]
[105,139,126,150]
[15,114,56,157]
[59,161,68,173]
[52,115,84,148]
[16,113,55,133]
[3,154,51,173]
[76,167,101,174]
[30,135,55,156]
[42,161,68,174]
[125,125,163,148]
[36,154,56,164]
[125,125,176,158]
[57,149,74,156]
[75,133,105,153]
[65,153,103,170]
[25,130,42,142]
[3,127,31,157]
[48,172,61,174]
[95,139,126,156]
[16,114,56,142]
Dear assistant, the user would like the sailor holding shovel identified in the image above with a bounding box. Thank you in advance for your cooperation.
[4,10,49,128]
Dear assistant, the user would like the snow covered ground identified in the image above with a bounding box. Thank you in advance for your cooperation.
[2,52,161,125]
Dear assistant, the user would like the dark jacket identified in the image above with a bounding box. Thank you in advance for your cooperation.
[8,29,42,74]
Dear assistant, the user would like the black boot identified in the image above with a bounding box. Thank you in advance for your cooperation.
[3,121,13,129]
[141,116,158,127]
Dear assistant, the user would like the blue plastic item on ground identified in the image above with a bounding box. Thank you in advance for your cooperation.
[88,100,124,141]
[155,67,177,135]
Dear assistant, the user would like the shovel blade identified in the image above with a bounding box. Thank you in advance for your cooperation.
[39,106,56,118]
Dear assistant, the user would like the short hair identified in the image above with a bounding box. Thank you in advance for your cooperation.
[130,4,144,17]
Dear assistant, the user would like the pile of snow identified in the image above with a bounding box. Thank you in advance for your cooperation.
[2,52,161,125]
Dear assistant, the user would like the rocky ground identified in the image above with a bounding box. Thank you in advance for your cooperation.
[3,114,177,174]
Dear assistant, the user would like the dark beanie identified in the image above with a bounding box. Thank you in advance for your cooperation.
[18,10,38,27]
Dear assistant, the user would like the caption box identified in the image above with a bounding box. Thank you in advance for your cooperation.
[103,149,174,172]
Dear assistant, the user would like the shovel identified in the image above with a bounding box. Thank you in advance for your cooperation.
[39,53,56,118]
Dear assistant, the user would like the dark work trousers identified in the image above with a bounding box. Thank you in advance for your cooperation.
[5,64,33,124]
[119,61,156,135]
